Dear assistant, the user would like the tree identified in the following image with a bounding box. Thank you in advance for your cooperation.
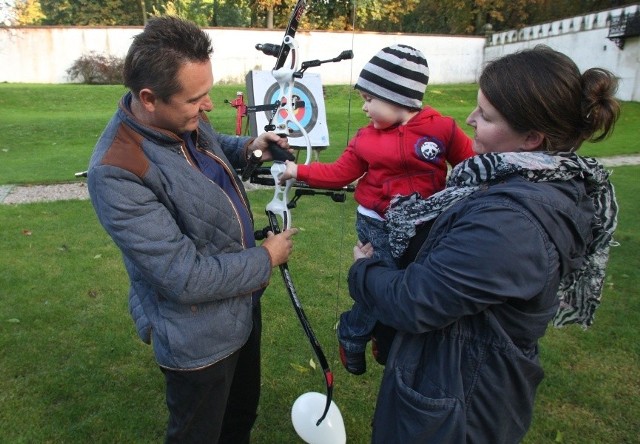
[471,0,536,33]
[211,0,251,27]
[37,0,144,25]
[146,0,251,27]
[355,0,420,32]
[2,0,44,25]
[247,0,285,29]
[4,0,638,32]
[305,0,355,31]
[398,0,471,34]
[15,0,44,24]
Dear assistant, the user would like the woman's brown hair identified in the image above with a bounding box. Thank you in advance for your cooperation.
[479,45,620,152]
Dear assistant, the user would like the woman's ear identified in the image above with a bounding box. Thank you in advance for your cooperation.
[521,130,545,151]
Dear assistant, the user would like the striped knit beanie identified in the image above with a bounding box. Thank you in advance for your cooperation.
[355,44,429,110]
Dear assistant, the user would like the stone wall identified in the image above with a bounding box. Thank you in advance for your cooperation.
[0,27,484,86]
[485,4,639,101]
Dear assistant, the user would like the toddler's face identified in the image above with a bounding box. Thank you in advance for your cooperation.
[360,92,406,130]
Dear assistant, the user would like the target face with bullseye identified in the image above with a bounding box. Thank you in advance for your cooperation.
[246,71,329,147]
[263,81,318,138]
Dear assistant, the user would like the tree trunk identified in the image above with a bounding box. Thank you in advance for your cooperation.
[139,0,146,25]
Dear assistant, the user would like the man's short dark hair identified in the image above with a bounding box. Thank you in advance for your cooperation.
[123,16,213,102]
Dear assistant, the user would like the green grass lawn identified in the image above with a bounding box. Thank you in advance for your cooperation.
[1,83,639,185]
[0,83,638,442]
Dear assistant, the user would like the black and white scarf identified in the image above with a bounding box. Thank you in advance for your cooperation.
[386,152,618,328]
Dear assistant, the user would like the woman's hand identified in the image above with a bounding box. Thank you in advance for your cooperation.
[353,240,374,261]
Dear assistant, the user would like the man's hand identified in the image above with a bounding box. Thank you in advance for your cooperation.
[251,132,293,162]
[261,228,298,267]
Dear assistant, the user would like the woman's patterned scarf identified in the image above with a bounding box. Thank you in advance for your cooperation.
[386,152,618,328]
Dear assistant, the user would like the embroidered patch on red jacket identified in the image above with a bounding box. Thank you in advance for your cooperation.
[415,136,444,162]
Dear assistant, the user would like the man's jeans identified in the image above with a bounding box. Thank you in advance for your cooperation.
[162,303,261,444]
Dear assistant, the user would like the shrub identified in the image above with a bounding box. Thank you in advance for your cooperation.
[66,52,124,85]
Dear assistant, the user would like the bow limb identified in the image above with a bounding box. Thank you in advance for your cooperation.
[265,205,334,426]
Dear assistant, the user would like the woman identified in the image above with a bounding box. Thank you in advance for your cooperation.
[348,45,620,443]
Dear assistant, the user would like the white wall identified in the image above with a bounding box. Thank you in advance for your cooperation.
[0,26,484,86]
[1,4,637,101]
[485,4,640,101]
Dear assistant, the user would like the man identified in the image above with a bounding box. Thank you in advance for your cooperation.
[87,16,296,443]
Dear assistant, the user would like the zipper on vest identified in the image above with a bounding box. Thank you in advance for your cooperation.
[178,144,248,249]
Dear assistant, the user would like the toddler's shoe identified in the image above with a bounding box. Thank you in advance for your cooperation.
[339,344,366,375]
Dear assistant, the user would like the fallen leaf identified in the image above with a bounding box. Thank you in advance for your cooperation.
[290,363,310,373]
[309,358,317,370]
[22,229,32,236]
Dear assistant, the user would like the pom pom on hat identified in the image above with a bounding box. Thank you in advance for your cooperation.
[355,44,429,110]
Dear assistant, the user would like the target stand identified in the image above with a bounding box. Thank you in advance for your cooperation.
[245,70,329,161]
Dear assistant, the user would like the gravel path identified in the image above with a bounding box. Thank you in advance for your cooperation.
[0,182,90,205]
[1,154,639,205]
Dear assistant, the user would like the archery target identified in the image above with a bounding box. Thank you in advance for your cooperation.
[263,81,317,137]
[246,70,329,148]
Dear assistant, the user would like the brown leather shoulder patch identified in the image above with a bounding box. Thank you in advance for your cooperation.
[101,124,150,178]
